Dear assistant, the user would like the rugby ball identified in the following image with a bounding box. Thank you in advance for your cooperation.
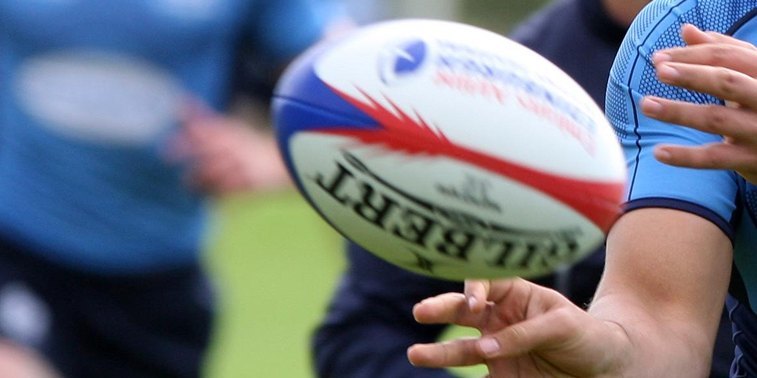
[272,19,626,281]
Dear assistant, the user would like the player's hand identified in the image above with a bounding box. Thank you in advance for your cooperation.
[406,279,628,377]
[641,24,757,183]
[168,103,291,195]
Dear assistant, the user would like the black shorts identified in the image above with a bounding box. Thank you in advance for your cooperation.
[0,238,216,378]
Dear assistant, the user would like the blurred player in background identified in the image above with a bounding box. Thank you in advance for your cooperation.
[407,1,757,377]
[0,1,344,377]
[312,0,733,377]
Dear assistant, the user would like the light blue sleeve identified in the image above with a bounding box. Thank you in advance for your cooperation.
[605,0,741,233]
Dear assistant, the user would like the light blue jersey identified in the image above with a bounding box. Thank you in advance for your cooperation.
[0,0,333,273]
[607,0,757,375]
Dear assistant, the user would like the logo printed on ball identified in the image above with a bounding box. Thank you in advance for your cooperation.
[436,175,502,213]
[379,39,428,85]
[313,152,585,273]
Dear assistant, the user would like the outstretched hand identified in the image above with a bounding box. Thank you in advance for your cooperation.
[642,24,757,183]
[168,102,291,195]
[406,279,628,377]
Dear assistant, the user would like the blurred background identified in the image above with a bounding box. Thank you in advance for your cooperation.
[203,1,549,377]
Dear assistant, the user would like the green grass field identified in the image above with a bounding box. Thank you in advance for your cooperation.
[201,189,485,378]
[202,189,344,378]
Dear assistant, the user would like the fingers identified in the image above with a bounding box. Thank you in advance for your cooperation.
[413,292,485,328]
[641,96,757,139]
[653,59,757,107]
[412,281,522,330]
[654,142,757,171]
[415,279,547,328]
[677,23,716,45]
[655,25,757,77]
[643,24,757,183]
[654,141,757,183]
[679,24,756,51]
[408,307,587,368]
[408,338,484,368]
[478,307,583,359]
[464,278,536,313]
[412,292,466,322]
[650,25,757,107]
[412,280,508,327]
[643,24,757,139]
[464,280,491,313]
[641,96,757,175]
[484,277,532,305]
[409,294,497,369]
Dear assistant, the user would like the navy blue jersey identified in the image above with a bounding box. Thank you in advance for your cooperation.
[606,0,757,375]
[510,0,627,111]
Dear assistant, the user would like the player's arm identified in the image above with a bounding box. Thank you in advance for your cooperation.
[408,207,731,377]
[409,16,737,378]
[588,207,731,376]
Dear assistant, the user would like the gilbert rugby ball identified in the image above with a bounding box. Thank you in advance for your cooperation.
[272,19,627,281]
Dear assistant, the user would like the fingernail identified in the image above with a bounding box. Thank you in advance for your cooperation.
[641,97,663,115]
[654,147,671,161]
[653,51,672,63]
[468,296,478,310]
[478,338,501,356]
[657,63,679,81]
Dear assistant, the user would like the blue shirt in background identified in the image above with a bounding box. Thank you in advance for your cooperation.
[0,0,334,273]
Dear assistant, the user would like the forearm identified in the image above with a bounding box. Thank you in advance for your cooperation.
[585,209,730,377]
[588,294,713,377]
[408,211,731,377]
